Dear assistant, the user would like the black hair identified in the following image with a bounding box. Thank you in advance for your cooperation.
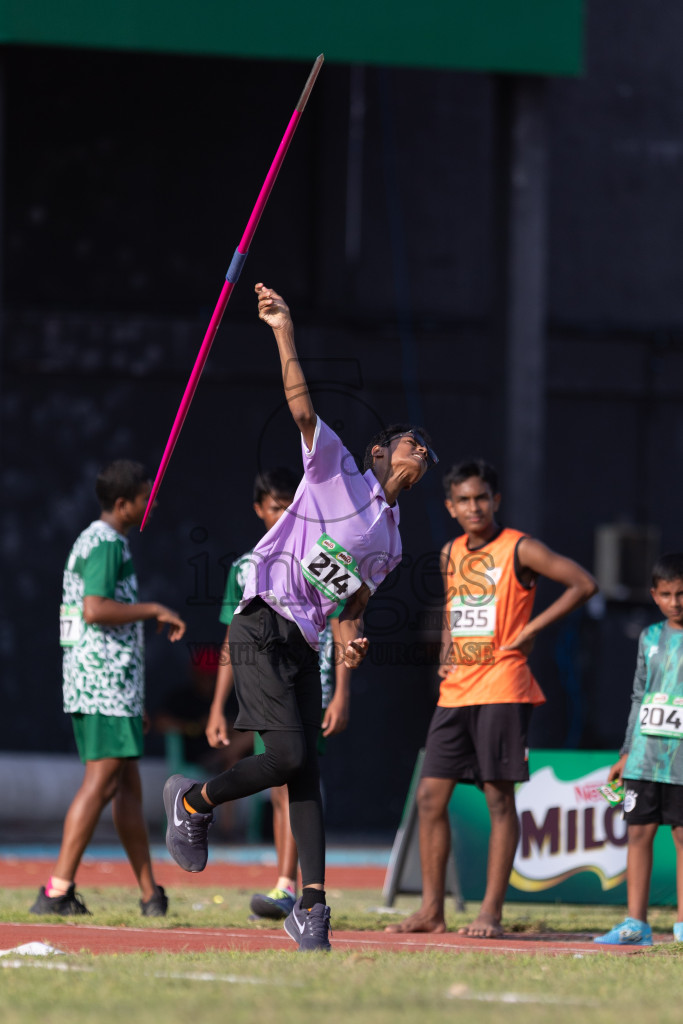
[362,423,433,473]
[253,466,300,504]
[442,458,499,498]
[95,460,149,511]
[651,552,683,587]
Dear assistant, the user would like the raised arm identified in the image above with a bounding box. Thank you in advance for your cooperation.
[255,283,317,450]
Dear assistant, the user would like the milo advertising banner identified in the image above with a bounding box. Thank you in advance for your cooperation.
[448,750,677,904]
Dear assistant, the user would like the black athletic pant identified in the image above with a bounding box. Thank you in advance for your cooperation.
[204,726,324,885]
[205,599,326,886]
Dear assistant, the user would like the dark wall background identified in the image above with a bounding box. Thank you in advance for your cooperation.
[2,1,683,836]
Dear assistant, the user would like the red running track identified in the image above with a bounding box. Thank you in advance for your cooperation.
[0,919,656,956]
[0,856,657,956]
[0,856,384,892]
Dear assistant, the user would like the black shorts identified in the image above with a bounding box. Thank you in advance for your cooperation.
[420,703,532,786]
[229,597,322,733]
[622,778,683,827]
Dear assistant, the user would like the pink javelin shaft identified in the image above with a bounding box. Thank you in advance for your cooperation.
[141,55,324,530]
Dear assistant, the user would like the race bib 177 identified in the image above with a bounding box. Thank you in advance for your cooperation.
[60,603,85,647]
[300,534,362,603]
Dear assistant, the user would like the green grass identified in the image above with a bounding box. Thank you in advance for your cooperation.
[2,886,683,1024]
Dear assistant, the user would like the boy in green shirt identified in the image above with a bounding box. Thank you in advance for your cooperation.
[595,552,683,946]
[31,460,185,916]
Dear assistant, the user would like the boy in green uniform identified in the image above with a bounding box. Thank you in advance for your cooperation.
[206,468,351,919]
[595,552,683,946]
[31,460,186,916]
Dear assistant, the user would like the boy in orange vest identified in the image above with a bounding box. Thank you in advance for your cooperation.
[387,458,597,938]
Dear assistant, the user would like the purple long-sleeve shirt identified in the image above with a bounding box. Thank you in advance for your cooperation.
[237,418,402,650]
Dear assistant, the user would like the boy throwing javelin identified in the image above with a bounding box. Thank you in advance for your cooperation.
[164,283,436,951]
[206,466,351,920]
[595,552,683,946]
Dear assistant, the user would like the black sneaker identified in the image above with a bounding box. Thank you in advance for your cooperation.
[284,897,332,952]
[163,774,213,872]
[140,886,169,917]
[30,884,91,916]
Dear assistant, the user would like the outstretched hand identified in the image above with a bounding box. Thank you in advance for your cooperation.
[255,283,291,331]
[155,606,186,641]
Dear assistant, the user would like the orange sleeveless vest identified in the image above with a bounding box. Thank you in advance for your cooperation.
[438,527,546,707]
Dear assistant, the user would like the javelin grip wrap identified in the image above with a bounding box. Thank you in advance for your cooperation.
[226,248,249,283]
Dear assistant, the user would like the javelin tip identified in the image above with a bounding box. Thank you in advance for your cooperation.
[296,54,325,112]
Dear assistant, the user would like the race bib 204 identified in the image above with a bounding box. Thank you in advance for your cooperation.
[300,534,362,603]
[639,692,683,740]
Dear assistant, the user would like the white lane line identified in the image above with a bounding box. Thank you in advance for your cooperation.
[447,984,600,1005]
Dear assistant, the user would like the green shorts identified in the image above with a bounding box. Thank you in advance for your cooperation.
[71,712,144,763]
[253,715,327,758]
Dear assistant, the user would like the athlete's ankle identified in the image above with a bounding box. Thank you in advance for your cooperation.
[46,875,73,897]
[184,784,214,814]
[301,887,326,909]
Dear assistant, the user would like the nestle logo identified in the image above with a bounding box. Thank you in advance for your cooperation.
[573,784,603,804]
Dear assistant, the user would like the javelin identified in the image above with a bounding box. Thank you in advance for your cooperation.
[140,54,324,531]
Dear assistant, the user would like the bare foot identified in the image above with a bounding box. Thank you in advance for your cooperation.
[457,911,503,938]
[385,910,447,934]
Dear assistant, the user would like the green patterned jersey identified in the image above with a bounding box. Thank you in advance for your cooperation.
[218,552,253,628]
[62,520,144,717]
[622,620,683,785]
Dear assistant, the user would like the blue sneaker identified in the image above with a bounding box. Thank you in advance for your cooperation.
[250,887,297,920]
[163,775,213,872]
[673,922,683,942]
[594,917,653,946]
[284,897,332,952]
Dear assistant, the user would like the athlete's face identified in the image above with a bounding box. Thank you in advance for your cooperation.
[445,476,501,536]
[254,492,294,532]
[386,433,431,486]
[651,577,683,629]
[124,483,153,528]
